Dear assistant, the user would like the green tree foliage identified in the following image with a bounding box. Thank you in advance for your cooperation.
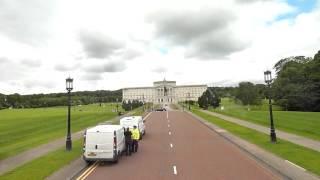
[122,100,143,111]
[235,82,262,105]
[198,88,221,109]
[0,90,122,109]
[212,87,237,98]
[273,51,320,111]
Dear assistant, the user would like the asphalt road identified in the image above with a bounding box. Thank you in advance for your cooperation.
[78,110,281,180]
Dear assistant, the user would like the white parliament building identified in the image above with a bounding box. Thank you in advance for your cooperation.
[122,79,207,104]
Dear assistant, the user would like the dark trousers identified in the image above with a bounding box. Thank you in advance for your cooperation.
[132,140,138,152]
[125,141,132,155]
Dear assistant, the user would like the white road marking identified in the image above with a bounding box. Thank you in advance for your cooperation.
[285,160,306,171]
[167,111,169,119]
[170,143,173,148]
[168,124,170,128]
[169,131,171,135]
[144,112,152,120]
[173,165,177,175]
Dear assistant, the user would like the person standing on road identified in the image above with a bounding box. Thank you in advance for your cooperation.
[131,125,140,153]
[124,127,132,156]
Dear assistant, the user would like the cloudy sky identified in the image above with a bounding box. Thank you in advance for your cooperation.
[0,0,319,94]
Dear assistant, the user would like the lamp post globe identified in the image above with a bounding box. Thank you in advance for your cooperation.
[66,77,73,150]
[264,71,277,143]
[264,70,272,84]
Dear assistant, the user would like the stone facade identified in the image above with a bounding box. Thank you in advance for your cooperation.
[122,79,207,104]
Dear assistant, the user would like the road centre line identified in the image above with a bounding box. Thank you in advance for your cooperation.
[285,160,306,171]
[169,131,171,135]
[173,165,177,175]
[167,111,168,119]
[168,124,170,128]
[170,143,173,148]
[76,161,99,180]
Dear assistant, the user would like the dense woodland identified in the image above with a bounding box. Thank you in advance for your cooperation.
[0,90,122,109]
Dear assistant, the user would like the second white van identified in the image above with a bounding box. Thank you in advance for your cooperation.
[120,116,146,138]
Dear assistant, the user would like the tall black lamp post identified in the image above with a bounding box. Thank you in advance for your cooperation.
[264,71,277,143]
[187,92,191,110]
[116,98,119,113]
[142,94,145,111]
[66,77,73,150]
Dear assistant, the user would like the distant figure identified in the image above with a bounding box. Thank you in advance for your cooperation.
[124,128,132,156]
[131,125,140,153]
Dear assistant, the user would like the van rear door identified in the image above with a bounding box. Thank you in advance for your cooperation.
[120,120,137,129]
[85,131,114,159]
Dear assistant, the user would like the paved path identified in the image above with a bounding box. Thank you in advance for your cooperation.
[0,112,133,176]
[200,110,320,152]
[80,111,282,180]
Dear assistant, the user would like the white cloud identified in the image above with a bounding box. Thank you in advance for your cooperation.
[0,0,319,94]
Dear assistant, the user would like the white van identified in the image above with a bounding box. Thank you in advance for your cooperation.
[83,125,125,163]
[120,116,146,138]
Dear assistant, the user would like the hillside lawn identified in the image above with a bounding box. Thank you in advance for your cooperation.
[0,103,122,160]
[209,98,320,141]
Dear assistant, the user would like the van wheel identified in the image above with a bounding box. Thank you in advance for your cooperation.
[85,160,93,165]
[113,152,119,163]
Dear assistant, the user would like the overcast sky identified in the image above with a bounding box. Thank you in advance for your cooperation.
[0,0,319,94]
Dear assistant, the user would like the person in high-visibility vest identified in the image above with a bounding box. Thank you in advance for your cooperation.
[131,125,140,153]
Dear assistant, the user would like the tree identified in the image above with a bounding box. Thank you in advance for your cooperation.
[235,82,262,105]
[198,88,221,109]
[272,51,320,111]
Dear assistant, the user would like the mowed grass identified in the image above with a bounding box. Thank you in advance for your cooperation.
[210,98,320,141]
[0,139,83,180]
[0,104,121,160]
[192,109,320,176]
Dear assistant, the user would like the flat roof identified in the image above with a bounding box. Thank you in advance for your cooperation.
[122,84,207,90]
[87,125,123,132]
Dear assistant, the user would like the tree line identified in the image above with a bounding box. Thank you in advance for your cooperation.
[199,50,320,112]
[121,100,143,111]
[0,90,122,109]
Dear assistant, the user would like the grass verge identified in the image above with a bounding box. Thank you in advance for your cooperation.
[192,109,320,176]
[210,98,320,141]
[0,139,83,180]
[0,104,119,160]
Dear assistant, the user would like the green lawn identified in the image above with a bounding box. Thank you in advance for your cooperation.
[0,103,121,160]
[209,98,320,141]
[0,139,83,180]
[192,109,320,176]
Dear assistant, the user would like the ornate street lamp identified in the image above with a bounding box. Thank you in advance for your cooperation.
[264,71,277,143]
[66,77,73,150]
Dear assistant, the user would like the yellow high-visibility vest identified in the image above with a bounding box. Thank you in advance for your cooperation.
[131,129,140,140]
